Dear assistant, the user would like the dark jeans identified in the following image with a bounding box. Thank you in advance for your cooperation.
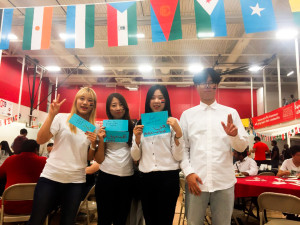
[27,177,85,225]
[95,171,133,225]
[140,170,180,225]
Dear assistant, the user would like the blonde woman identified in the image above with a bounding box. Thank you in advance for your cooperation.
[28,87,98,225]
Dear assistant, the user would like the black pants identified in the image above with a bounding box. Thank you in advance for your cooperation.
[140,170,180,225]
[95,171,133,225]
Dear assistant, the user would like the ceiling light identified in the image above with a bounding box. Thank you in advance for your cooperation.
[188,64,203,73]
[8,34,17,40]
[276,29,298,39]
[287,71,294,77]
[136,33,145,38]
[249,66,262,72]
[197,32,215,38]
[45,66,61,72]
[126,86,138,91]
[59,33,75,40]
[90,66,104,71]
[138,64,152,73]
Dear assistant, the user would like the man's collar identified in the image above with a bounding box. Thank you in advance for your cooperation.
[199,101,218,110]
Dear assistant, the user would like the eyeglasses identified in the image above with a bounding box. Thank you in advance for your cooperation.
[197,82,217,89]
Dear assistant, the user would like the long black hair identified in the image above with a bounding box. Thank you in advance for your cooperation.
[106,93,134,147]
[145,85,172,117]
[0,141,13,156]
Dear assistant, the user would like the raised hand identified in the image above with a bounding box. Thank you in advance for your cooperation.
[133,125,144,145]
[221,114,238,137]
[97,126,106,141]
[167,117,182,137]
[86,131,97,145]
[49,94,66,117]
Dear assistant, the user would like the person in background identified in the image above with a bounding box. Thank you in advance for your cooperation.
[0,139,46,215]
[95,93,134,225]
[28,87,99,225]
[44,143,53,158]
[233,148,258,176]
[131,85,184,225]
[11,128,28,154]
[251,136,270,166]
[271,140,279,169]
[282,144,292,160]
[0,141,14,165]
[180,68,248,225]
[277,145,300,177]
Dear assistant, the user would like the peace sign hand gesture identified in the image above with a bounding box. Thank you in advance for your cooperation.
[221,114,238,137]
[49,94,66,117]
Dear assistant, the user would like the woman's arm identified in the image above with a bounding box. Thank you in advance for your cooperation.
[94,126,106,164]
[86,162,100,174]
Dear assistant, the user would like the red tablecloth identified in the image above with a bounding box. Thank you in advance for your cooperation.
[235,176,300,198]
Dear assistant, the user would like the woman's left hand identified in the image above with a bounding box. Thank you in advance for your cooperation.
[86,131,97,145]
[167,117,182,138]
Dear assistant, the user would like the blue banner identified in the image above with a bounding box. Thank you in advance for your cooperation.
[104,131,129,142]
[141,111,170,137]
[69,113,96,132]
[103,120,128,132]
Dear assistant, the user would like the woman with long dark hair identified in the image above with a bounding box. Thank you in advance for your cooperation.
[94,93,134,225]
[131,85,184,225]
[0,141,13,165]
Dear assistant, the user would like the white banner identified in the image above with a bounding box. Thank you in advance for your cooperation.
[0,98,13,117]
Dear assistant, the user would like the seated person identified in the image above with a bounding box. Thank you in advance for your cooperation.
[0,139,47,214]
[234,148,258,176]
[43,142,53,158]
[277,145,300,177]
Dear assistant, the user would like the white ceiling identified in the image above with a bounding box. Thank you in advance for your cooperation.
[0,0,298,89]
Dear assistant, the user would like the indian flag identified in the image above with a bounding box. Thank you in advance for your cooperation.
[194,0,227,37]
[107,2,137,47]
[289,0,300,27]
[65,5,95,49]
[23,7,53,50]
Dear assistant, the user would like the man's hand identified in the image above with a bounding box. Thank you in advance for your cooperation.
[221,114,238,137]
[186,173,203,196]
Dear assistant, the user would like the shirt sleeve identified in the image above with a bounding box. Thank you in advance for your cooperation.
[280,160,288,171]
[50,114,62,137]
[179,112,195,177]
[131,134,142,161]
[246,159,258,176]
[0,158,8,178]
[229,110,249,152]
[233,162,238,171]
[169,118,184,161]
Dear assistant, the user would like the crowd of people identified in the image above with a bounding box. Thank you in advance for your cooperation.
[0,68,299,225]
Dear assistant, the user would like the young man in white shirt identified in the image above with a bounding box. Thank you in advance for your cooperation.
[234,148,258,176]
[277,145,300,177]
[180,68,248,225]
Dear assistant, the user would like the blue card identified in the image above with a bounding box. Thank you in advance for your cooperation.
[69,113,96,132]
[141,111,170,137]
[103,120,128,132]
[104,131,129,142]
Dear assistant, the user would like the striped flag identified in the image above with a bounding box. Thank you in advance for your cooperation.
[107,2,137,47]
[23,7,53,50]
[289,0,300,27]
[66,5,95,49]
[194,0,227,37]
[150,0,182,42]
[0,9,14,50]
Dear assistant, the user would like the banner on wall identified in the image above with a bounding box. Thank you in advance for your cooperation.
[0,98,13,117]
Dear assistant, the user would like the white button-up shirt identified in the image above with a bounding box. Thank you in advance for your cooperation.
[234,156,258,176]
[180,101,248,192]
[131,119,184,173]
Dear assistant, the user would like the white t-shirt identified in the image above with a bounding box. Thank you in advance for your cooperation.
[100,142,134,176]
[281,158,300,175]
[41,113,92,183]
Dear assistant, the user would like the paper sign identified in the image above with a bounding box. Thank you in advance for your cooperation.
[141,111,170,137]
[69,114,96,132]
[104,131,129,142]
[103,120,128,131]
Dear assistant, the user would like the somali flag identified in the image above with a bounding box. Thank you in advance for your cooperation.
[0,9,13,50]
[65,5,94,49]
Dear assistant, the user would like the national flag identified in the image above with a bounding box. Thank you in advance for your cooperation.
[194,0,227,38]
[150,0,182,42]
[0,9,14,50]
[0,50,2,65]
[107,2,137,47]
[289,0,300,27]
[66,5,94,49]
[240,0,277,34]
[23,7,53,50]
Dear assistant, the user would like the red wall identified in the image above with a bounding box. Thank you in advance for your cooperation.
[57,85,257,120]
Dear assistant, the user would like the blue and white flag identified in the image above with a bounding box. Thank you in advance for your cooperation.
[240,0,277,33]
[0,9,13,50]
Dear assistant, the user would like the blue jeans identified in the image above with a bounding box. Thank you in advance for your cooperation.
[28,177,85,225]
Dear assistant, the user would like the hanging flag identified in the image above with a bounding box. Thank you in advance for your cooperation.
[0,50,2,65]
[107,2,137,47]
[23,7,53,50]
[289,0,300,27]
[150,0,182,42]
[0,9,14,50]
[240,0,277,33]
[66,5,95,49]
[194,0,227,38]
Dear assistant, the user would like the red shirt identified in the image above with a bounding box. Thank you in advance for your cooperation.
[253,142,269,160]
[0,152,46,214]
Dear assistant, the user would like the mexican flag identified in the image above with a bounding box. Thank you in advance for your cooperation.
[107,2,137,47]
[194,0,227,37]
[23,7,53,50]
[289,0,300,27]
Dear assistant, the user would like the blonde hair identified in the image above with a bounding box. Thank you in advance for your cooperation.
[67,87,97,133]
